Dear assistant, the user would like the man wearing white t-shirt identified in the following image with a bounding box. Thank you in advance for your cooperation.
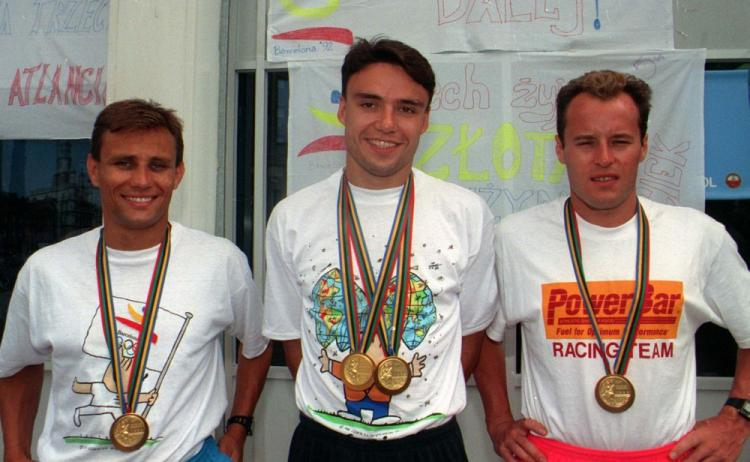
[475,70,750,461]
[0,99,271,461]
[263,38,498,461]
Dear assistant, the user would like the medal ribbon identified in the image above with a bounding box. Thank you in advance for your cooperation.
[564,199,649,376]
[337,173,414,356]
[96,224,172,415]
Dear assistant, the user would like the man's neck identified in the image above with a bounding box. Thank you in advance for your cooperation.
[102,223,170,251]
[343,165,412,190]
[569,195,639,228]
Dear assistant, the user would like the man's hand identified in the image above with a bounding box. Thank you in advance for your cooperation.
[669,407,750,461]
[0,364,43,462]
[218,426,246,462]
[487,417,548,462]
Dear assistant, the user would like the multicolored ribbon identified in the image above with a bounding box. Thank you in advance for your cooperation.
[337,173,415,356]
[563,199,650,375]
[96,224,172,415]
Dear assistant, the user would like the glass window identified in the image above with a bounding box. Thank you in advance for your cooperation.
[234,71,288,260]
[265,72,289,366]
[235,70,289,366]
[235,71,255,260]
[695,200,749,377]
[0,140,100,341]
[266,71,289,220]
[693,62,750,377]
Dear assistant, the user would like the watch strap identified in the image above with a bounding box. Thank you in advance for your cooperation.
[226,415,254,435]
[725,397,750,420]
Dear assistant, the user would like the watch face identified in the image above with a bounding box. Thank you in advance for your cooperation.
[741,401,750,417]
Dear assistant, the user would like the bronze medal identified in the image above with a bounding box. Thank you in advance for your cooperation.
[110,413,149,451]
[375,356,411,395]
[342,353,376,391]
[595,374,635,413]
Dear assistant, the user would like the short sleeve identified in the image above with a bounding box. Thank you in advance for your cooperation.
[262,205,306,340]
[459,200,500,335]
[226,249,269,358]
[0,263,49,377]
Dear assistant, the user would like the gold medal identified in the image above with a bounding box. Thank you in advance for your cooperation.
[595,374,635,413]
[375,356,411,395]
[110,413,149,452]
[341,353,376,391]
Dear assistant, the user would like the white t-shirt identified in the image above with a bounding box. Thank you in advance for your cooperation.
[0,222,268,461]
[264,169,498,440]
[488,197,750,450]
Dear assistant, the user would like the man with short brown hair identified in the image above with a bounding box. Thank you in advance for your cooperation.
[264,38,499,461]
[0,99,271,461]
[476,70,750,461]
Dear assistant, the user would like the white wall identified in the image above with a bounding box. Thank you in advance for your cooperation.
[106,0,222,234]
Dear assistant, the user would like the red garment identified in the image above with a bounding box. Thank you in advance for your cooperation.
[527,434,690,462]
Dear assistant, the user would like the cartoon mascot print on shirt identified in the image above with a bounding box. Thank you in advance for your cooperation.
[308,267,436,426]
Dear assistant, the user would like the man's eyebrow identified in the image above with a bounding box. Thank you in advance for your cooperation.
[351,92,383,101]
[351,92,426,108]
[397,98,426,108]
[107,153,136,160]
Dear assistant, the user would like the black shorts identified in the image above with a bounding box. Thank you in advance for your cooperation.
[288,414,469,462]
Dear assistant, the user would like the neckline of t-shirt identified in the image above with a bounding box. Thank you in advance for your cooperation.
[348,182,404,205]
[91,223,182,265]
[575,210,638,240]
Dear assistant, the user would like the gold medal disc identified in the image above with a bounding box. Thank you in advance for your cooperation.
[342,353,376,391]
[595,374,635,413]
[110,413,149,452]
[375,356,411,395]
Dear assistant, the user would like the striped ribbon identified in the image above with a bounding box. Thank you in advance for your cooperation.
[96,224,172,415]
[563,199,650,375]
[337,173,414,356]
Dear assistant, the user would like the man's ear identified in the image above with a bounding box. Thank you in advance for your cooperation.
[174,162,185,190]
[554,135,565,164]
[337,96,347,126]
[420,107,430,134]
[639,134,649,162]
[86,153,100,187]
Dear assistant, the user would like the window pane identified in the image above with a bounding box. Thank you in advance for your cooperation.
[236,71,290,366]
[0,140,100,341]
[696,199,750,377]
[235,71,255,261]
[266,71,289,367]
[266,71,289,218]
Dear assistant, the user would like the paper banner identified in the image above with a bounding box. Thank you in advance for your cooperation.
[268,0,673,62]
[288,49,706,218]
[0,1,108,139]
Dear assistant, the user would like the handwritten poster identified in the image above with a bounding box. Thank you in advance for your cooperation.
[268,0,673,62]
[0,0,108,139]
[288,49,706,218]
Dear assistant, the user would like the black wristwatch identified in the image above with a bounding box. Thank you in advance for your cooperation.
[226,415,254,436]
[725,398,750,421]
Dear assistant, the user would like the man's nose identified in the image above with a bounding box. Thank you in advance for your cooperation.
[594,145,614,166]
[130,166,150,186]
[376,107,397,131]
